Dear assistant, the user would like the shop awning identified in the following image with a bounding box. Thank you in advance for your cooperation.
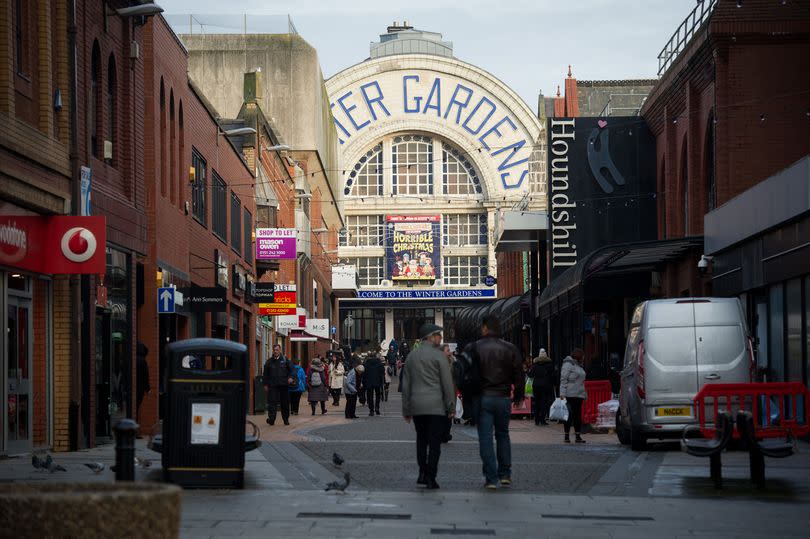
[288,330,319,342]
[539,237,703,319]
[494,210,548,252]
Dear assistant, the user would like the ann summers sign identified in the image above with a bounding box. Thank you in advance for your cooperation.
[548,117,656,280]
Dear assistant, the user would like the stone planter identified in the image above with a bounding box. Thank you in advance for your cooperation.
[0,482,182,539]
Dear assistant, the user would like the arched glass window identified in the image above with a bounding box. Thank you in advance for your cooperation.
[169,91,176,204]
[681,138,689,236]
[392,134,432,195]
[346,143,382,197]
[90,41,101,158]
[442,143,481,195]
[106,54,117,166]
[159,79,166,197]
[178,101,185,206]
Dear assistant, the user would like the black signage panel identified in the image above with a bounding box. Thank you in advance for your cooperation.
[547,117,656,280]
[178,286,227,312]
[253,282,275,302]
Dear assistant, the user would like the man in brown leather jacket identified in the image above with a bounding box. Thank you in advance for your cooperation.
[473,315,524,490]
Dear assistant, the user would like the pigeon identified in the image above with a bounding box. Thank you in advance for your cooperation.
[32,454,47,472]
[332,452,344,467]
[325,472,351,493]
[44,455,66,473]
[135,456,152,468]
[84,462,106,474]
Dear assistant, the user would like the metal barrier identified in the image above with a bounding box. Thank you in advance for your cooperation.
[582,381,612,425]
[694,382,810,440]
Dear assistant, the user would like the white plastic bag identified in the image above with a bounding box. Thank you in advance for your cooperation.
[549,398,569,422]
[455,396,464,418]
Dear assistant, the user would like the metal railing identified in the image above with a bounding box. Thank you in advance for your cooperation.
[657,0,717,77]
[164,14,299,36]
[598,93,649,117]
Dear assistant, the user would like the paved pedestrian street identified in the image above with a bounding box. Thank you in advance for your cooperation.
[3,385,809,538]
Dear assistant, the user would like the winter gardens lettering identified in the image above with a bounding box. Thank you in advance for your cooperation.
[330,74,531,189]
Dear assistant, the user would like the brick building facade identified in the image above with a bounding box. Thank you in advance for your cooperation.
[1,0,72,454]
[137,16,257,428]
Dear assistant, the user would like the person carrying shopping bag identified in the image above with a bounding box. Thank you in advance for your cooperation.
[329,356,346,406]
[559,348,587,443]
[527,349,554,426]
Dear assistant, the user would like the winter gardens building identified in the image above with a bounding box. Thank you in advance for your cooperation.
[330,24,546,350]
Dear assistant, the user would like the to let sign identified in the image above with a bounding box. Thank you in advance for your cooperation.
[256,228,296,260]
[258,283,297,315]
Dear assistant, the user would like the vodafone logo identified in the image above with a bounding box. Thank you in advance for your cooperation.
[60,227,98,263]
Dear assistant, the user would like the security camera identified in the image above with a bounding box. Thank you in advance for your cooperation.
[697,255,714,276]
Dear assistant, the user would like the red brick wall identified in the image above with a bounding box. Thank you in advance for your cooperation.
[496,251,525,298]
[642,0,810,296]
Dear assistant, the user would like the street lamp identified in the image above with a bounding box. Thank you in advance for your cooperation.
[219,127,257,137]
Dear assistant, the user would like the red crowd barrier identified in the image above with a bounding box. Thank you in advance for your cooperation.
[694,382,810,440]
[582,381,612,425]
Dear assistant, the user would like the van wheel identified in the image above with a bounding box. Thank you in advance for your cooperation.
[630,427,647,451]
[616,410,630,445]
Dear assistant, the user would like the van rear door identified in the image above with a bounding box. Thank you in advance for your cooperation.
[694,299,749,389]
[643,301,698,413]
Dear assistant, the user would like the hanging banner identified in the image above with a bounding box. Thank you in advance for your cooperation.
[386,215,440,282]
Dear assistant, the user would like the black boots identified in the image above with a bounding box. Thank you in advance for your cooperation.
[417,468,428,485]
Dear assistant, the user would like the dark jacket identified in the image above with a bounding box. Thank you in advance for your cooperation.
[263,354,294,387]
[386,350,398,366]
[528,359,554,390]
[474,335,524,400]
[363,356,386,388]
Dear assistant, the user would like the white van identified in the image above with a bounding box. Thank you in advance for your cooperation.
[616,298,754,450]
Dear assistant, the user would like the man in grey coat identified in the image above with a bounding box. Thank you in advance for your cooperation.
[402,323,456,490]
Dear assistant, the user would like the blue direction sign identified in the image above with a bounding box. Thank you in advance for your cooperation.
[157,287,175,314]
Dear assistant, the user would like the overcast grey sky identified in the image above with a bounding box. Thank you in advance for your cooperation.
[164,0,696,109]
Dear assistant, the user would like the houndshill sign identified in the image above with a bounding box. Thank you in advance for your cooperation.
[330,71,533,189]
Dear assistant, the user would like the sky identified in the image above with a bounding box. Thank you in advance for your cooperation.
[163,0,697,110]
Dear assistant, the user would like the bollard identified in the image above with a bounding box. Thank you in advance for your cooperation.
[113,418,139,481]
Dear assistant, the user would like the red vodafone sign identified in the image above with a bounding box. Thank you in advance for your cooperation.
[0,216,106,274]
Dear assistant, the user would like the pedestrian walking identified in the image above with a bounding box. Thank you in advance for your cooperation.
[135,342,151,425]
[329,356,345,406]
[402,323,455,490]
[263,344,295,426]
[307,357,330,415]
[289,358,307,415]
[364,352,385,416]
[384,361,392,402]
[399,339,410,362]
[471,315,524,490]
[527,349,554,426]
[343,364,364,419]
[560,348,587,443]
[386,344,398,376]
[441,344,456,443]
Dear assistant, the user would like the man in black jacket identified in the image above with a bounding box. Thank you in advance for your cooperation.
[363,352,386,416]
[473,315,524,490]
[263,344,295,426]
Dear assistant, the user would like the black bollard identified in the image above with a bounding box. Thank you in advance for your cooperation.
[114,418,139,481]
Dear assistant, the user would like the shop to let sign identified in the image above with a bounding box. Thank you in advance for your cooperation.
[256,228,296,260]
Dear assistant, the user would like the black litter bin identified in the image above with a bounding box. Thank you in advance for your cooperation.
[161,338,252,488]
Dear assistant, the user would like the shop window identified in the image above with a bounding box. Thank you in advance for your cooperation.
[392,135,433,195]
[230,192,241,254]
[769,284,785,381]
[212,171,227,241]
[443,308,458,343]
[786,279,802,382]
[443,214,487,246]
[347,144,383,197]
[344,308,385,349]
[191,148,207,225]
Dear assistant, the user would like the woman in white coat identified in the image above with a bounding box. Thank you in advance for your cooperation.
[559,348,587,443]
[329,356,346,406]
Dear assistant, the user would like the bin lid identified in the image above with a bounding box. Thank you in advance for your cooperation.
[166,338,247,357]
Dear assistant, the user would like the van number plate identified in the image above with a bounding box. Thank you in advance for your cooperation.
[657,407,690,417]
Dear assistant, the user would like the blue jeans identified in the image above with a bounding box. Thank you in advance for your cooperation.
[477,396,512,484]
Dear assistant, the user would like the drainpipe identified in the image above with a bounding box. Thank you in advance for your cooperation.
[67,0,82,450]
